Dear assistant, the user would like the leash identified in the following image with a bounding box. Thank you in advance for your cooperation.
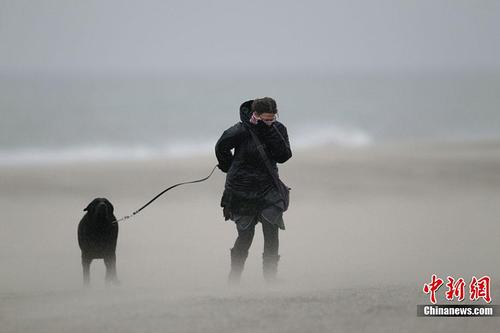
[112,164,219,224]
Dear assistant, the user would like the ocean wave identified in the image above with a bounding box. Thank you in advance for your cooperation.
[0,125,371,166]
[292,124,372,148]
[0,142,215,166]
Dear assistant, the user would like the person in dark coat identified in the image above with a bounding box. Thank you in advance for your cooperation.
[215,97,292,284]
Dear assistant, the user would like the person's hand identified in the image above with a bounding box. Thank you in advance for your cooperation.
[255,119,271,134]
[217,162,230,173]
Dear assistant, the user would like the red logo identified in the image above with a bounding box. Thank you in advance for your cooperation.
[423,275,491,304]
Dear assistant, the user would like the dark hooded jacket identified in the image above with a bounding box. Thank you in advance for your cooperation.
[215,100,292,218]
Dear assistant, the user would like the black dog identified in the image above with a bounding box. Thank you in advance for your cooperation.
[78,198,119,285]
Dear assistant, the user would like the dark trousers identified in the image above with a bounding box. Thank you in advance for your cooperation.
[229,218,281,283]
[232,220,279,257]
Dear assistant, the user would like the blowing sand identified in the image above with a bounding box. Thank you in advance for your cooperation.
[1,141,500,332]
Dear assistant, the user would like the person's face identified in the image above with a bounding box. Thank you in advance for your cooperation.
[257,112,277,125]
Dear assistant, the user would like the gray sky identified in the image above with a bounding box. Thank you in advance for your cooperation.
[1,0,499,74]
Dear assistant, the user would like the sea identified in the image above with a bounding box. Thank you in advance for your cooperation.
[1,71,499,165]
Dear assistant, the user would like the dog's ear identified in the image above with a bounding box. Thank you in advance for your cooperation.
[83,199,96,212]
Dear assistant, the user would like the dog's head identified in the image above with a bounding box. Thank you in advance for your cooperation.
[84,197,115,221]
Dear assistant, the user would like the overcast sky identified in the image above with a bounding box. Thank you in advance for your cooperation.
[1,0,499,74]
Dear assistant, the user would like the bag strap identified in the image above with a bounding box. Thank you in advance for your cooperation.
[243,123,287,198]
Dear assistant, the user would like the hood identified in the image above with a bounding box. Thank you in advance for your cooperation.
[239,99,254,125]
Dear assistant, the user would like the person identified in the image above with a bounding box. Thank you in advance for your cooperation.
[215,97,292,284]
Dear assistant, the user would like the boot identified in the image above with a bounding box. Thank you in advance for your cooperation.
[228,248,248,285]
[263,253,280,283]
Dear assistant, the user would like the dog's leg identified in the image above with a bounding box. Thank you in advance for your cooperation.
[104,253,119,285]
[82,256,91,286]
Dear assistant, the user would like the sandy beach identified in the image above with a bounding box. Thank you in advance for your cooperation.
[1,141,500,332]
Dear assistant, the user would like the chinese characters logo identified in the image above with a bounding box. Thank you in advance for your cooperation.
[423,274,491,304]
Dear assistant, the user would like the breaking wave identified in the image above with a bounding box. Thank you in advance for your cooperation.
[0,124,371,166]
